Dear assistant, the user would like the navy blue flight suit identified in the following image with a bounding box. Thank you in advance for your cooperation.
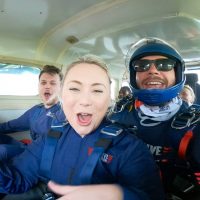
[0,119,164,200]
[0,102,63,160]
[109,99,200,199]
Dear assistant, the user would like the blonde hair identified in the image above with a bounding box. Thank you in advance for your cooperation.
[181,84,195,104]
[63,54,111,84]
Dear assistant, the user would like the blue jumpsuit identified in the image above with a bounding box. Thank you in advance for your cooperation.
[0,102,63,160]
[109,100,200,198]
[0,119,164,200]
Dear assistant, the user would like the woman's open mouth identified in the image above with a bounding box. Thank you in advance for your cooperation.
[77,113,92,126]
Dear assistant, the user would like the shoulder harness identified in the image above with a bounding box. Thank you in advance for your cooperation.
[40,120,68,180]
[171,104,200,160]
[40,123,124,184]
[79,124,124,184]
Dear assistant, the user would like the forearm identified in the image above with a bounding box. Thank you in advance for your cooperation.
[48,182,123,200]
[0,119,29,134]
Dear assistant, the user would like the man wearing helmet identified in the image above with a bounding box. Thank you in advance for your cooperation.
[108,38,200,200]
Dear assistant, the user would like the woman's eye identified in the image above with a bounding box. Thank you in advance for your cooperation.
[93,89,103,93]
[69,88,79,91]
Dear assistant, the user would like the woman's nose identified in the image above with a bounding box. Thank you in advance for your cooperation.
[79,92,92,106]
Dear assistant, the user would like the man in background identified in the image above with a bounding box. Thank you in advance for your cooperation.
[180,84,195,106]
[0,65,64,160]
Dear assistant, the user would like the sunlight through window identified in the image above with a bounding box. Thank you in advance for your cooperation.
[0,64,40,96]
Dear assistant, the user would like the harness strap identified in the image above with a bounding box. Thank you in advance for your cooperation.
[134,99,143,109]
[112,96,134,113]
[40,122,123,184]
[79,138,112,184]
[79,124,124,184]
[40,130,62,179]
[171,104,200,129]
[178,130,193,160]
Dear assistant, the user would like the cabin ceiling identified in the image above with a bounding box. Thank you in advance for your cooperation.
[0,0,200,79]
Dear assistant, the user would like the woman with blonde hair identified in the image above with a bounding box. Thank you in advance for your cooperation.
[180,84,195,105]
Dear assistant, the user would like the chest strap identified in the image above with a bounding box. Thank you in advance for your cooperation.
[40,130,62,180]
[40,118,68,180]
[178,130,193,160]
[79,124,123,184]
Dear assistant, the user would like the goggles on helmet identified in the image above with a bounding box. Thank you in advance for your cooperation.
[131,58,176,72]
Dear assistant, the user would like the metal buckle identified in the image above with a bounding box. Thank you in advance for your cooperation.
[112,103,126,113]
[171,112,195,129]
[166,194,183,200]
[171,106,200,129]
[112,96,133,113]
[42,193,56,200]
[101,125,123,136]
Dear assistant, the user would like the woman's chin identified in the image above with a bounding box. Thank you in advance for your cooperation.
[74,126,93,137]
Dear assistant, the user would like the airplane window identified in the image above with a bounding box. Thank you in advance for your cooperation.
[185,67,200,83]
[0,64,118,98]
[0,63,40,96]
